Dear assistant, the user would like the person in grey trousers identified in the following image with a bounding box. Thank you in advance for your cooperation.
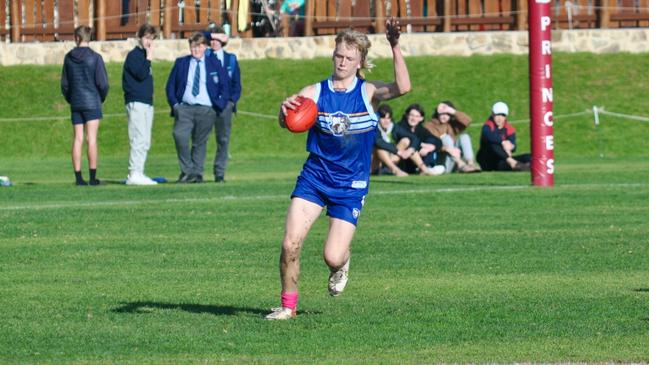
[205,25,242,183]
[165,32,230,183]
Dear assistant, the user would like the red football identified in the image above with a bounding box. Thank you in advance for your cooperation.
[285,96,318,133]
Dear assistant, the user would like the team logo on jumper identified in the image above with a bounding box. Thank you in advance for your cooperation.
[326,111,351,136]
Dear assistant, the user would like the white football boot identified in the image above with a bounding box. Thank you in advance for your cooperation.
[328,258,350,297]
[265,307,296,320]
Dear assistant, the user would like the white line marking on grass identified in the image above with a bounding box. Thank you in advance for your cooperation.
[373,185,528,195]
[1,183,646,212]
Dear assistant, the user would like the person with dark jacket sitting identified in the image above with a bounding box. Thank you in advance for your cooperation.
[477,101,531,171]
[392,104,445,175]
[61,25,109,186]
[373,104,438,176]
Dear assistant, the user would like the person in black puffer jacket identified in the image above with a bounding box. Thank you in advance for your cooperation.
[61,25,109,186]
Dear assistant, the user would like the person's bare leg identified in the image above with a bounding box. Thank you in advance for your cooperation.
[85,119,100,184]
[376,149,407,176]
[85,119,100,170]
[280,197,323,292]
[323,217,356,296]
[71,123,87,185]
[72,124,84,172]
[266,197,323,320]
[407,151,440,175]
[396,138,410,151]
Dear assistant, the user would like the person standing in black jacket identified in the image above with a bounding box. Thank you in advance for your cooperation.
[122,24,158,186]
[61,25,109,186]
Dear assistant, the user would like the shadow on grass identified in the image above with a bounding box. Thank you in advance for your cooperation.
[112,301,321,317]
[112,301,268,316]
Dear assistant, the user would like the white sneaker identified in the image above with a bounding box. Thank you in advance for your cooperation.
[126,172,158,186]
[265,307,296,320]
[427,165,446,176]
[328,258,350,297]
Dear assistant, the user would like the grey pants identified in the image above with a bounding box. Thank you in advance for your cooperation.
[172,104,216,176]
[213,101,234,179]
[126,102,154,174]
[442,133,475,172]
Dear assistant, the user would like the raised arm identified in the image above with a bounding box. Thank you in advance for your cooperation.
[368,18,411,103]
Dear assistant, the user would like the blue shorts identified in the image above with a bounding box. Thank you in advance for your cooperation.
[291,176,365,226]
[71,109,102,125]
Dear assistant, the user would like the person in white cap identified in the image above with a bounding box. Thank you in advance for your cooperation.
[476,101,531,171]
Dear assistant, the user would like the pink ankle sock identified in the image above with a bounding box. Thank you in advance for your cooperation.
[281,292,298,310]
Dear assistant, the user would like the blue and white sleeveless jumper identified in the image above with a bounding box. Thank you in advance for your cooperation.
[297,76,378,199]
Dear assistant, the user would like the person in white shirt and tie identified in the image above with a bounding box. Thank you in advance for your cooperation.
[165,32,231,183]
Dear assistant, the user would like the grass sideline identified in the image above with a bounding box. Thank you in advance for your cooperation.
[1,52,649,363]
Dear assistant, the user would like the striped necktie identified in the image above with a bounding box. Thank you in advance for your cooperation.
[191,60,200,97]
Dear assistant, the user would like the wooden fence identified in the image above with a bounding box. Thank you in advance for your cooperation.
[1,0,648,42]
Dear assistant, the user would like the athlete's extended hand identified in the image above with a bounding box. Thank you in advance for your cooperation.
[280,94,303,116]
[385,17,401,48]
[278,94,302,128]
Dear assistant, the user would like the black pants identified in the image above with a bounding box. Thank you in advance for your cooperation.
[478,152,531,171]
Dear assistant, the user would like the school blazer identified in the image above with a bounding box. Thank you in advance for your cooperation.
[165,54,231,114]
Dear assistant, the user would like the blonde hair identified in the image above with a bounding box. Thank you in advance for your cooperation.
[335,29,374,79]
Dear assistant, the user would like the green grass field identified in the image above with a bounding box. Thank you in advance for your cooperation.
[1,52,649,363]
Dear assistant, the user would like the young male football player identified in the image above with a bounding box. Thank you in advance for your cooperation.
[266,18,411,320]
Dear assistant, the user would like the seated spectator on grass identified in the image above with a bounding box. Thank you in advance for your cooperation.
[476,101,531,171]
[393,104,445,176]
[423,101,479,173]
[373,104,420,177]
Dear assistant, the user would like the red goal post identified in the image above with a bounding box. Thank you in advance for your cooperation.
[529,0,555,187]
